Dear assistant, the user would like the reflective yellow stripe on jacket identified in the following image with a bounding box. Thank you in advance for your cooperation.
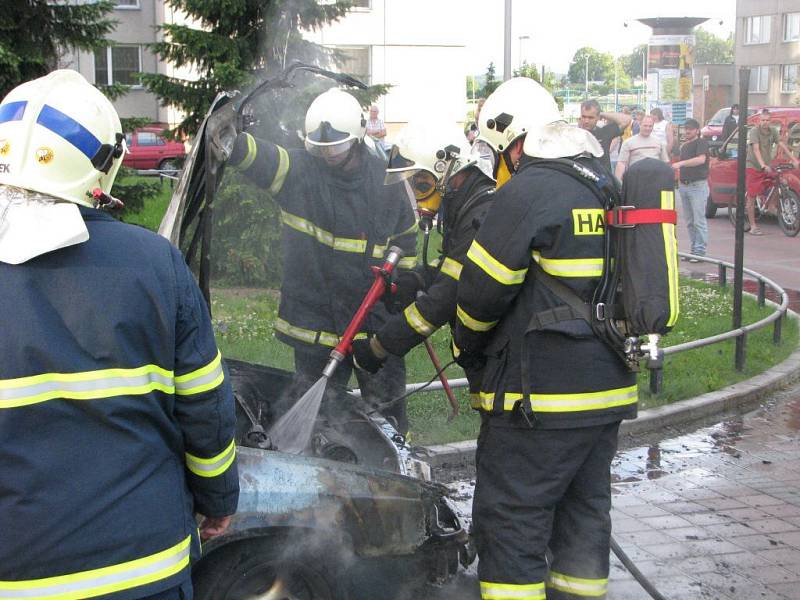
[456,305,498,333]
[404,304,436,337]
[280,210,367,254]
[480,580,546,600]
[185,438,236,478]
[475,385,638,413]
[440,257,462,281]
[547,571,608,597]
[275,317,366,348]
[175,351,224,396]
[467,241,527,286]
[0,536,191,600]
[532,251,604,278]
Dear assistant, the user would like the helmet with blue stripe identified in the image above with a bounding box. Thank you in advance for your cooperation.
[0,69,124,207]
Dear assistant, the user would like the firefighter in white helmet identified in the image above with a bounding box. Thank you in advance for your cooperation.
[453,77,637,600]
[0,69,238,600]
[228,87,417,434]
[349,121,495,403]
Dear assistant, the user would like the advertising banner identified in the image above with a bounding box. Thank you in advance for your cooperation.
[647,34,695,124]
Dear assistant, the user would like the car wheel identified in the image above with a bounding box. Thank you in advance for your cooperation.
[193,536,346,600]
[705,195,717,218]
[778,187,800,237]
[159,157,181,172]
[727,201,751,231]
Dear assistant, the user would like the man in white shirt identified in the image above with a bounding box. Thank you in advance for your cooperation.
[615,115,670,180]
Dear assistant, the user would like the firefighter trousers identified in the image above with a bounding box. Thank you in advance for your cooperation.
[293,345,409,435]
[473,417,620,600]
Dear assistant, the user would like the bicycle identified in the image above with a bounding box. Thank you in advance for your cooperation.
[728,163,800,237]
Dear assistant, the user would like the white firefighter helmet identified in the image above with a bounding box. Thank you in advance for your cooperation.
[477,77,562,154]
[0,69,124,208]
[385,121,492,214]
[304,88,366,162]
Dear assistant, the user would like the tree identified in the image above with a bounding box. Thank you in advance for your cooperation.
[143,1,389,136]
[0,1,116,98]
[567,47,614,86]
[694,28,734,64]
[620,44,647,83]
[482,62,500,97]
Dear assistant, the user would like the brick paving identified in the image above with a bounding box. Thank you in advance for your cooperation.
[608,383,800,599]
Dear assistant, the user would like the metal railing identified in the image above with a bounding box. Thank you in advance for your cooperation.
[364,252,790,399]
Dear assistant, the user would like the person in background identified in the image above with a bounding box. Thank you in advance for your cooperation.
[0,70,239,600]
[672,118,709,262]
[621,106,634,140]
[722,104,739,142]
[650,107,675,157]
[745,108,800,235]
[578,99,632,174]
[466,97,486,144]
[366,104,389,151]
[615,115,669,180]
[632,109,644,136]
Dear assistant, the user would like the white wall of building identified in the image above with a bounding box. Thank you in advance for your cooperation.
[305,0,468,135]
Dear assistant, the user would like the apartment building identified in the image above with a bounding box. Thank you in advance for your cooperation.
[735,0,800,106]
[304,0,468,134]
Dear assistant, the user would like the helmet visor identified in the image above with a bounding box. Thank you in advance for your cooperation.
[387,144,416,171]
[306,121,352,144]
[304,137,356,160]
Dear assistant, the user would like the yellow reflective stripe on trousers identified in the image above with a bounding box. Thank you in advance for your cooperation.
[274,318,364,348]
[268,145,290,195]
[547,571,608,597]
[0,536,191,599]
[532,251,604,278]
[174,350,224,396]
[398,255,418,269]
[440,257,463,281]
[467,241,527,286]
[0,365,174,409]
[480,580,546,600]
[456,305,498,333]
[661,189,680,327]
[404,303,436,337]
[238,132,258,171]
[476,386,637,412]
[280,210,367,254]
[186,438,236,477]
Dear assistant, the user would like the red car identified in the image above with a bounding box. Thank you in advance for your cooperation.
[122,127,186,171]
[701,106,760,146]
[706,107,800,218]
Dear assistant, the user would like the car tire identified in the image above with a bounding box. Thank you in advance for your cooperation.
[778,187,800,237]
[193,535,347,600]
[159,157,182,172]
[705,195,717,218]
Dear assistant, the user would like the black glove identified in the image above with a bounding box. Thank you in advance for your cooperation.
[352,337,388,374]
[454,349,486,372]
[383,270,426,314]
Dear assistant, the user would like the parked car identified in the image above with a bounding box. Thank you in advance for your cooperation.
[159,81,473,599]
[122,127,186,171]
[701,106,761,147]
[706,107,800,221]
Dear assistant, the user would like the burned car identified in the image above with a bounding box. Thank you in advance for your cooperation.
[157,64,472,599]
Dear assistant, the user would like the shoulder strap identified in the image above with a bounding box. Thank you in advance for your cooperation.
[526,261,592,332]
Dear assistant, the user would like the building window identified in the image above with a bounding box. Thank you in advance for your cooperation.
[785,13,800,41]
[744,15,771,44]
[350,0,370,7]
[748,66,769,93]
[114,0,140,7]
[94,46,142,87]
[332,46,370,84]
[783,64,799,93]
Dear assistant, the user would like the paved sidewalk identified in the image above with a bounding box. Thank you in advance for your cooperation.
[608,382,800,599]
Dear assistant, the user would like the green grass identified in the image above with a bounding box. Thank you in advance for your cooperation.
[207,279,799,446]
[117,176,173,231]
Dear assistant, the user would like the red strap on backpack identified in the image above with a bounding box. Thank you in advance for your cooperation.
[606,208,677,227]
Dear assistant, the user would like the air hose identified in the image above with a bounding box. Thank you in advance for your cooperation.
[610,536,669,600]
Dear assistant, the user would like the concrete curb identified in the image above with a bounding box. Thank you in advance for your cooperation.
[422,339,800,472]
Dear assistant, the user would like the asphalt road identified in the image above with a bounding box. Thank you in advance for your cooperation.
[679,202,800,295]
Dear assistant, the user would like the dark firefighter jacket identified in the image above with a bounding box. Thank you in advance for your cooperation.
[454,156,638,429]
[0,207,239,600]
[230,133,417,350]
[376,169,494,390]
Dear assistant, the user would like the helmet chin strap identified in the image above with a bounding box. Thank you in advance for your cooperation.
[339,140,362,171]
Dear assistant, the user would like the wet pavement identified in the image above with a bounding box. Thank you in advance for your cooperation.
[432,380,800,599]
